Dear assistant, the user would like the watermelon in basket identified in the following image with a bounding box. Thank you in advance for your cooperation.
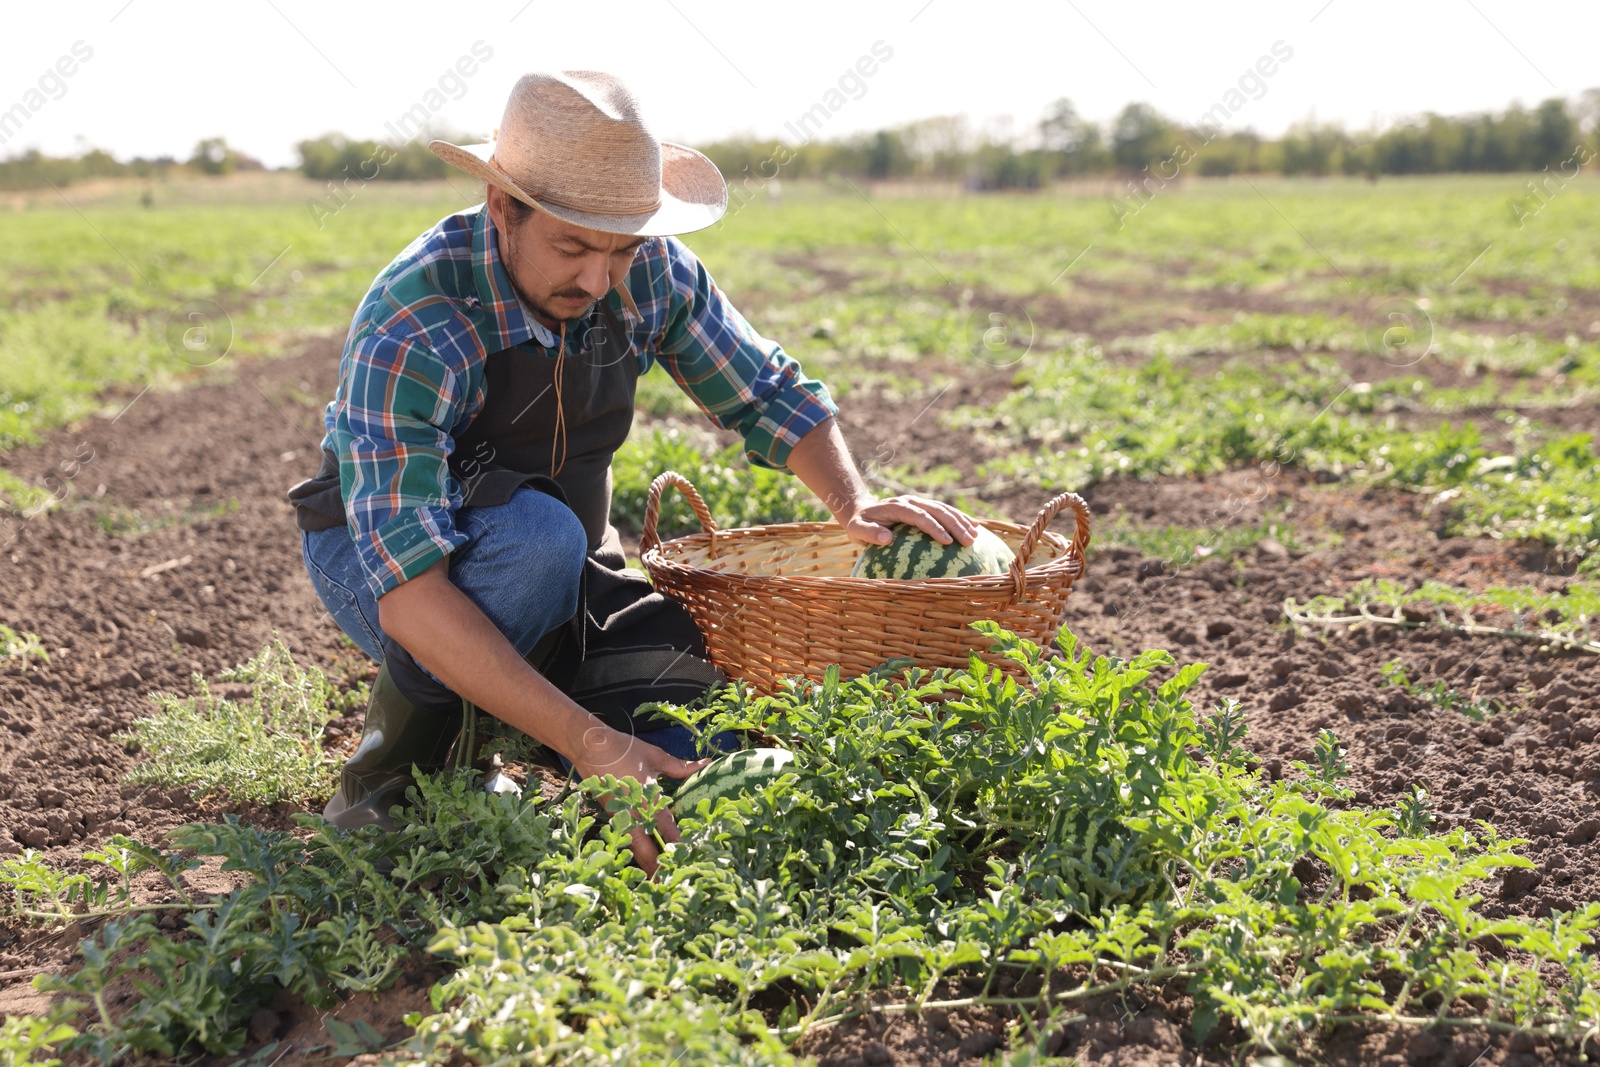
[852,524,1016,580]
[638,472,1089,692]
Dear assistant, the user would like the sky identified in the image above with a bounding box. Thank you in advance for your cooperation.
[2,0,1597,169]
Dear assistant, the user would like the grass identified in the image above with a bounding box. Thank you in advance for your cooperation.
[93,498,239,537]
[633,367,705,418]
[0,469,61,519]
[118,638,366,806]
[697,174,1600,295]
[9,172,1600,441]
[0,177,472,455]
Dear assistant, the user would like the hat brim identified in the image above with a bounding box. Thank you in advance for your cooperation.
[429,139,728,237]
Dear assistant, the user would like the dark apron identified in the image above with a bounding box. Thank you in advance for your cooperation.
[289,300,721,733]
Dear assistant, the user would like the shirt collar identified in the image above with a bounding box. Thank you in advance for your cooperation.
[611,279,642,327]
[471,205,557,349]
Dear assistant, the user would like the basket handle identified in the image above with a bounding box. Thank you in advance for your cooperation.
[1006,491,1091,602]
[641,471,719,555]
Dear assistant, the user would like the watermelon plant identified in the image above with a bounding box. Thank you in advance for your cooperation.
[7,624,1600,1064]
[0,1015,76,1067]
[609,425,829,537]
[1379,659,1507,721]
[1287,577,1600,655]
[959,339,1600,571]
[0,624,48,667]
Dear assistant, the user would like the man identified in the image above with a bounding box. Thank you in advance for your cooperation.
[289,70,977,874]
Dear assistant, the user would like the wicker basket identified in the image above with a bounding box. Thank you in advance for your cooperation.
[639,471,1090,692]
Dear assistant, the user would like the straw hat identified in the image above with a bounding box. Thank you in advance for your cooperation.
[430,70,727,236]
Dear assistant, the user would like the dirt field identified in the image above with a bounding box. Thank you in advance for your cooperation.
[3,329,1598,1064]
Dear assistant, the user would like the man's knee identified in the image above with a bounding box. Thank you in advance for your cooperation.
[455,488,587,645]
[507,488,586,614]
[302,526,387,663]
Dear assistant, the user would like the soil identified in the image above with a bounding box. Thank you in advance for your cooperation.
[3,318,1599,1065]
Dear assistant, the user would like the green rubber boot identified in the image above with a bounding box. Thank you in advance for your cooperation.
[322,661,463,832]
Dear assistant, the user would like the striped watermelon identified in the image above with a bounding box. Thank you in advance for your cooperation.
[670,747,795,813]
[852,524,1016,580]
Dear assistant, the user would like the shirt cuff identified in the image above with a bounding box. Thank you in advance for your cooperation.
[743,380,840,472]
[355,505,469,598]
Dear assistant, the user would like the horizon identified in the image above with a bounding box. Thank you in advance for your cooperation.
[5,85,1595,172]
[2,1,1596,170]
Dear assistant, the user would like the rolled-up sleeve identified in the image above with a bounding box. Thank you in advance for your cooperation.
[335,331,469,598]
[648,237,837,471]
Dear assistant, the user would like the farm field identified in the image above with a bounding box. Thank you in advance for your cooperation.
[3,173,1600,1065]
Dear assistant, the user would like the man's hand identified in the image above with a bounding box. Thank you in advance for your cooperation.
[379,560,708,877]
[784,417,982,548]
[845,494,981,548]
[568,723,709,877]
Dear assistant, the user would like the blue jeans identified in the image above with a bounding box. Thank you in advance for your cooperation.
[301,487,712,762]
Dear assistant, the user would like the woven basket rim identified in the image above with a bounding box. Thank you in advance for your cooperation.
[640,516,1082,593]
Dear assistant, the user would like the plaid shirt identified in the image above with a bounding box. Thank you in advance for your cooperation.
[323,203,837,598]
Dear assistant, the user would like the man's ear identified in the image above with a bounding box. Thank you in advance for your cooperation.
[485,184,504,229]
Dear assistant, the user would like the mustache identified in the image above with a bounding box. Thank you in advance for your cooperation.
[552,288,596,301]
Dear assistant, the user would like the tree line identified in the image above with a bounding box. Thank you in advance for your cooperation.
[4,92,1597,193]
[0,137,266,192]
[702,93,1600,189]
[0,133,452,192]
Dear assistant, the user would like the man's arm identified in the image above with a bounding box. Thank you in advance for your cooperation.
[642,238,837,471]
[785,416,979,547]
[632,239,977,542]
[377,559,705,875]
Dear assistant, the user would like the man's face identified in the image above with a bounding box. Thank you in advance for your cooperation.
[486,185,647,332]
